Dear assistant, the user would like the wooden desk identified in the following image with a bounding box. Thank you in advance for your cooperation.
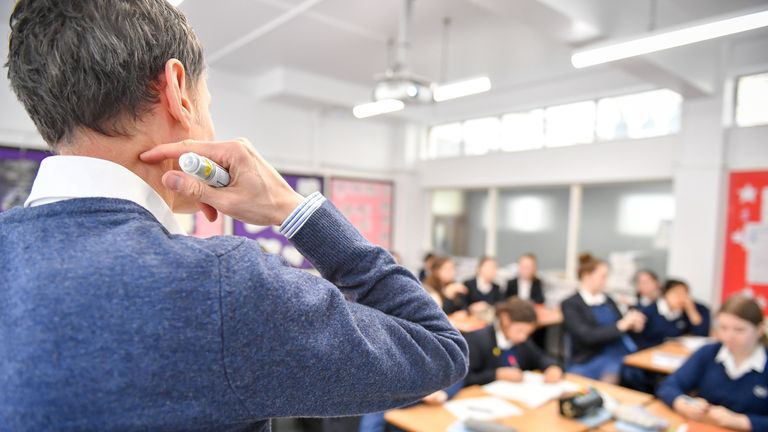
[383,374,652,432]
[447,306,563,333]
[623,340,691,374]
[448,312,487,333]
[598,399,685,432]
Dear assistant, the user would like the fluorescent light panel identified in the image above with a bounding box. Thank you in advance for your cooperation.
[433,77,492,102]
[572,9,768,68]
[352,99,405,119]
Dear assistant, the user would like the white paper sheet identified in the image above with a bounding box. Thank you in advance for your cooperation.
[482,372,581,408]
[443,397,523,421]
[676,336,714,353]
[651,352,686,370]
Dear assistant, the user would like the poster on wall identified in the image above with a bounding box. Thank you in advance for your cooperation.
[722,170,768,314]
[0,146,50,212]
[329,177,393,250]
[233,173,324,269]
[174,212,226,238]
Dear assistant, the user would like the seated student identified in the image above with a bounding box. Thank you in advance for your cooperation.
[657,295,767,431]
[463,256,503,310]
[562,254,646,383]
[423,256,469,314]
[418,252,435,282]
[358,380,464,432]
[464,298,563,386]
[634,269,662,308]
[506,253,545,304]
[636,278,710,350]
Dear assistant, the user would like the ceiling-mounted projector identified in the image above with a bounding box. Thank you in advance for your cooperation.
[353,0,492,119]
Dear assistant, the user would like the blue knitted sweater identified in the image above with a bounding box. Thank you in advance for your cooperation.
[0,198,468,431]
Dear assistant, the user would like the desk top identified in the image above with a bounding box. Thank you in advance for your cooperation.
[383,374,652,432]
[623,340,692,374]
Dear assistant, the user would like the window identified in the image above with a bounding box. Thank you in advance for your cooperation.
[544,101,596,147]
[500,109,545,152]
[735,73,768,127]
[426,123,462,159]
[463,117,501,156]
[597,89,682,140]
[431,189,487,257]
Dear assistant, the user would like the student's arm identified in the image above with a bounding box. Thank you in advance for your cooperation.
[464,331,497,386]
[656,345,713,407]
[689,303,711,337]
[218,201,468,418]
[561,299,623,346]
[519,341,557,371]
[746,414,768,431]
[532,280,545,304]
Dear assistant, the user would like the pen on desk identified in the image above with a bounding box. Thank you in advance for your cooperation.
[179,152,230,187]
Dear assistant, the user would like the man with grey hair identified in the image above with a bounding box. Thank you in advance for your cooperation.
[0,1,468,431]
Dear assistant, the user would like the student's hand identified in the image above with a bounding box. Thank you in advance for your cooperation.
[496,367,524,382]
[630,311,647,332]
[421,390,449,405]
[543,366,563,383]
[469,301,490,315]
[444,283,468,300]
[617,314,635,332]
[683,297,703,326]
[673,396,710,421]
[140,138,304,226]
[705,405,751,431]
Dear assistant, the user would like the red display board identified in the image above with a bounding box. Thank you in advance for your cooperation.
[330,178,393,249]
[722,171,768,313]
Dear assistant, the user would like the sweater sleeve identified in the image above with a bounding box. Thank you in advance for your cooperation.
[656,345,714,407]
[747,414,768,432]
[519,341,558,371]
[218,200,468,419]
[464,330,497,386]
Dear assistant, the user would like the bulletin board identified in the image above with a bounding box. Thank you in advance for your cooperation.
[722,170,768,314]
[0,146,50,212]
[329,177,393,249]
[232,173,324,269]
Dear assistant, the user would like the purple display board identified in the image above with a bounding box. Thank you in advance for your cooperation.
[0,146,51,212]
[232,173,324,269]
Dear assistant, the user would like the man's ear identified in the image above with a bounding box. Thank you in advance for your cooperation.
[162,59,194,131]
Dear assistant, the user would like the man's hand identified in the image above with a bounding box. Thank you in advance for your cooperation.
[141,138,304,226]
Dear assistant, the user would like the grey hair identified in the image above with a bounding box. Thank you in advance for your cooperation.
[6,0,205,151]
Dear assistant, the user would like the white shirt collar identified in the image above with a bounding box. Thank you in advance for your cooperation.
[715,345,767,380]
[579,289,607,307]
[24,156,185,235]
[518,278,532,301]
[476,277,493,295]
[657,298,683,321]
[494,321,514,350]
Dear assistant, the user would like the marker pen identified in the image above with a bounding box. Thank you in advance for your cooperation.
[179,152,230,188]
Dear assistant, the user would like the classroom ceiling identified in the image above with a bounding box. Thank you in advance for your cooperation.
[3,0,768,124]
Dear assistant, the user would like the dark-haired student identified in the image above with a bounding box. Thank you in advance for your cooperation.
[505,253,545,305]
[463,257,503,309]
[657,295,768,431]
[418,252,435,282]
[636,279,710,350]
[562,254,646,383]
[634,269,661,308]
[464,298,563,386]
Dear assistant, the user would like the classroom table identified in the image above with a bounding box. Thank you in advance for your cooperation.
[622,340,692,375]
[383,373,652,432]
[447,306,563,333]
[535,305,563,328]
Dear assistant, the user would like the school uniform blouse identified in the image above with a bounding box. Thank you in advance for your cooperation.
[657,343,768,431]
[463,277,503,306]
[636,299,711,349]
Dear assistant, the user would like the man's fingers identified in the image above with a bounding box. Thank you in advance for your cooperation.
[140,140,231,166]
[162,171,219,206]
[197,202,219,222]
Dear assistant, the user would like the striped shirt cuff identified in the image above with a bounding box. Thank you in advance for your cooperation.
[279,192,326,239]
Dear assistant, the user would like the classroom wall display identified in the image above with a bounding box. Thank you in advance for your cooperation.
[174,212,226,238]
[233,173,324,269]
[722,170,768,314]
[329,177,393,250]
[0,146,50,212]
